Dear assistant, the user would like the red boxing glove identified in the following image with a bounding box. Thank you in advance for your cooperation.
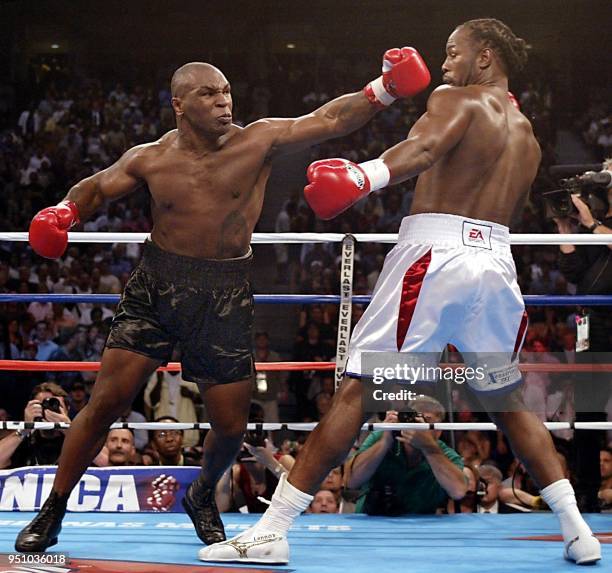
[365,47,431,108]
[28,201,80,259]
[304,158,390,220]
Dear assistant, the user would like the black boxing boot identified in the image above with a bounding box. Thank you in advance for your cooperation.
[182,476,226,545]
[15,490,68,552]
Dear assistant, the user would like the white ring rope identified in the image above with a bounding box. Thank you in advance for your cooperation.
[3,421,611,432]
[0,232,611,245]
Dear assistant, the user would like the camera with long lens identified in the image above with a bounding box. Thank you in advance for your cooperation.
[542,165,611,220]
[34,396,62,422]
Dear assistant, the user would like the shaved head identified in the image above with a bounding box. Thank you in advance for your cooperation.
[170,61,233,137]
[171,62,226,98]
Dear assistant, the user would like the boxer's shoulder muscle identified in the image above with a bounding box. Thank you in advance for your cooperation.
[123,130,177,175]
[427,85,476,110]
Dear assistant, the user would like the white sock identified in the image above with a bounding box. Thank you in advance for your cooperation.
[255,474,313,536]
[540,479,593,544]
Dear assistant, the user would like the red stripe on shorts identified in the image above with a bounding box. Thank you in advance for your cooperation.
[514,310,529,353]
[396,249,432,351]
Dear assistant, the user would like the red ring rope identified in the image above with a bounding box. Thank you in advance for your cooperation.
[0,360,610,373]
[0,360,336,372]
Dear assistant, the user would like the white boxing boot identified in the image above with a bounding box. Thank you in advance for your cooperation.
[198,474,312,564]
[540,479,602,566]
[198,526,289,564]
[564,533,601,565]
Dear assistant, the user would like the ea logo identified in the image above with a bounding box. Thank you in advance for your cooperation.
[469,228,484,241]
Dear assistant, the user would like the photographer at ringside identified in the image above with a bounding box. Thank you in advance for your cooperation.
[345,397,466,515]
[0,383,71,469]
[553,158,612,512]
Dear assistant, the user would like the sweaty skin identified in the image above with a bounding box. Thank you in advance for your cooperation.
[407,85,540,225]
[382,26,541,226]
[64,63,378,259]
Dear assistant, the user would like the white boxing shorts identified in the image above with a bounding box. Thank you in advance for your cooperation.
[346,213,528,393]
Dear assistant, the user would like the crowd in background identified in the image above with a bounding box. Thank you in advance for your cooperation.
[0,62,610,515]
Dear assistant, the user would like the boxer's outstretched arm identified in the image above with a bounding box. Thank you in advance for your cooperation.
[261,47,430,159]
[64,145,147,222]
[381,86,472,184]
[263,91,379,159]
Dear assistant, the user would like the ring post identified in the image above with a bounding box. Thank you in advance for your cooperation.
[334,234,356,390]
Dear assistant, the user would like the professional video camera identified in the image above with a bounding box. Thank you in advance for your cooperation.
[541,163,611,220]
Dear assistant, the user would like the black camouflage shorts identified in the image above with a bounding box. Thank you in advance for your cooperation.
[106,240,254,384]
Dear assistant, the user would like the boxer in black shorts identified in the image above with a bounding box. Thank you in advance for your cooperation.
[19,54,430,552]
[108,241,254,385]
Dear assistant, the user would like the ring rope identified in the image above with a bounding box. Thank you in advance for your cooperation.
[2,293,612,306]
[2,421,611,432]
[0,360,336,372]
[0,231,611,245]
[1,360,611,372]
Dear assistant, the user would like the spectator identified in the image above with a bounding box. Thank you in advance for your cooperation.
[79,304,114,327]
[554,183,612,512]
[0,382,70,468]
[17,105,41,139]
[346,398,466,515]
[308,490,339,514]
[26,289,53,323]
[67,381,88,419]
[49,328,84,388]
[274,200,296,284]
[290,322,334,420]
[216,410,294,513]
[476,464,524,514]
[457,433,483,468]
[143,416,201,466]
[32,320,59,361]
[49,303,78,338]
[101,429,137,467]
[97,260,122,293]
[143,349,201,447]
[297,304,336,347]
[1,318,21,358]
[318,465,355,512]
[252,331,286,423]
[314,392,332,420]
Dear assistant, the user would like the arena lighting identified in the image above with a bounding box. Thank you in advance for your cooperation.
[286,43,296,49]
[51,44,60,49]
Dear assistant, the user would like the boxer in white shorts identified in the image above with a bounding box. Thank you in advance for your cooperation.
[201,18,601,566]
[346,213,528,393]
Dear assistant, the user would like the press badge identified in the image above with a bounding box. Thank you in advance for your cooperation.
[576,314,590,352]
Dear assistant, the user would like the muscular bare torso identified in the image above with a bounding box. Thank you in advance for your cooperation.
[135,126,273,259]
[410,86,541,227]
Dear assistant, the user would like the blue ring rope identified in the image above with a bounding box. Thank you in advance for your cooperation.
[0,294,611,306]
